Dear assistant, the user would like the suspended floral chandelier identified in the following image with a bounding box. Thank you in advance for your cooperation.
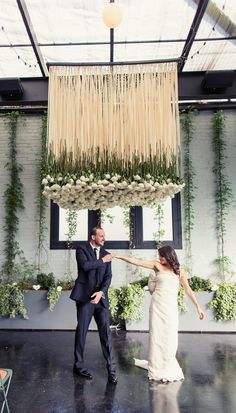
[43,63,184,210]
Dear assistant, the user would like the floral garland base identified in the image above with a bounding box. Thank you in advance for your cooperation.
[42,173,184,210]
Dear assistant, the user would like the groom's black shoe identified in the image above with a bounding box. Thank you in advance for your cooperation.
[73,367,93,379]
[108,373,118,384]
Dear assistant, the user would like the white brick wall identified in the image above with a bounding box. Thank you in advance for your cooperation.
[0,111,235,284]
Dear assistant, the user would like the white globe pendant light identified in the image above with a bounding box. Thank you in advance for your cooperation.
[102,3,123,28]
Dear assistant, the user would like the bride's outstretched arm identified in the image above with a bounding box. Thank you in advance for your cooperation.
[180,269,205,320]
[113,254,156,270]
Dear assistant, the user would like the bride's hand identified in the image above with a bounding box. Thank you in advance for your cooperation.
[112,253,121,259]
[197,306,205,320]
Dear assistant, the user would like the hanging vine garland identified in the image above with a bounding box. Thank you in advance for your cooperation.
[152,203,165,249]
[181,110,197,273]
[1,112,24,282]
[36,112,48,272]
[213,110,234,281]
[42,63,184,210]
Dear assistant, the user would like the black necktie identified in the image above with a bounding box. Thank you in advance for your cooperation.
[94,248,97,259]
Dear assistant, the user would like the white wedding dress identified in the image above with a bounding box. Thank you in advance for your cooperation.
[134,271,184,382]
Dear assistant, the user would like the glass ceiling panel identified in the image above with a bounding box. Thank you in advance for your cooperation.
[0,0,30,46]
[114,42,184,63]
[184,39,236,71]
[26,0,110,44]
[0,0,235,78]
[0,47,41,77]
[113,0,197,42]
[41,45,111,65]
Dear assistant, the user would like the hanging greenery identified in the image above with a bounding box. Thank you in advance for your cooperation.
[36,112,48,271]
[65,209,78,280]
[181,110,197,274]
[122,207,135,249]
[65,209,78,249]
[100,209,115,225]
[152,203,165,249]
[1,112,24,282]
[213,111,233,281]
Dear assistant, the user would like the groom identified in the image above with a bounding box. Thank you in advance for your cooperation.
[70,226,117,384]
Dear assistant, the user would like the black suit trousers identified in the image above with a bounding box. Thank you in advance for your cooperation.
[74,300,116,373]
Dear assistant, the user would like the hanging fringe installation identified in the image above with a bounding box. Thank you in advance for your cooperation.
[47,63,180,167]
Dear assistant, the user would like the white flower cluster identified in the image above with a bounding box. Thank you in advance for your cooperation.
[42,173,185,210]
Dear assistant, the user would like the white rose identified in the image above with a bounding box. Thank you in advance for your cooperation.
[57,286,62,292]
[42,178,48,185]
[33,284,41,291]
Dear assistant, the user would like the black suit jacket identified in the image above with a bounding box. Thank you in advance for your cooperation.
[70,243,112,308]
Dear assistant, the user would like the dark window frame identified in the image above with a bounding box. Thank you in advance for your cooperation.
[50,193,182,249]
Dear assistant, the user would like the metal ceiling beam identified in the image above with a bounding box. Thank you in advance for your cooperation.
[0,35,235,48]
[1,71,236,108]
[16,0,48,77]
[178,0,209,72]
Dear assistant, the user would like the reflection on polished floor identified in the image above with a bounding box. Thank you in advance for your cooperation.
[0,330,236,413]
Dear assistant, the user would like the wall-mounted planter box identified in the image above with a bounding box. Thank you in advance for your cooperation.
[0,291,97,330]
[126,292,236,332]
[1,291,236,332]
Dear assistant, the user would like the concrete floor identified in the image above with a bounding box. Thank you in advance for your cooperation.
[0,330,236,413]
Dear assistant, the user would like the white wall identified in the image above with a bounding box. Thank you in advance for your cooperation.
[0,111,235,286]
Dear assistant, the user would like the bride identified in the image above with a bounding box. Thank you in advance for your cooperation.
[114,245,205,382]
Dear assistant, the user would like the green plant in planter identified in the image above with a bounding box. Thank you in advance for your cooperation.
[209,282,236,321]
[37,272,56,289]
[188,276,213,292]
[0,284,28,319]
[108,287,120,321]
[47,285,63,311]
[178,286,188,313]
[118,284,145,322]
[108,284,145,323]
[36,272,64,310]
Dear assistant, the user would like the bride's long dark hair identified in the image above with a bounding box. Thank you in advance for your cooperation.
[158,245,180,276]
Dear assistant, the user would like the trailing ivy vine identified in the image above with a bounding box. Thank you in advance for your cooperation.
[100,209,114,224]
[213,111,233,281]
[65,209,78,279]
[2,112,24,282]
[66,209,78,249]
[181,110,197,274]
[36,112,48,271]
[153,203,165,248]
[122,207,135,248]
